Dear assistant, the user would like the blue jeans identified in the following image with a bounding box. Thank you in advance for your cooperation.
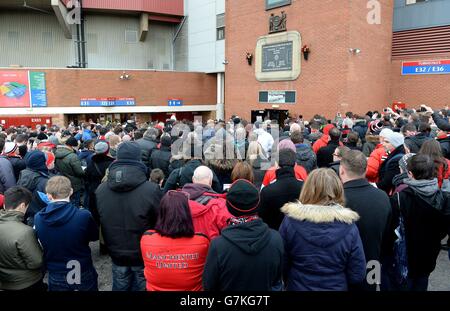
[111,264,146,291]
[48,269,98,291]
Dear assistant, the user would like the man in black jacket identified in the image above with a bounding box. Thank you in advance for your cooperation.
[317,127,341,168]
[135,128,158,168]
[96,142,162,291]
[150,134,172,178]
[259,149,303,230]
[203,179,284,291]
[340,150,392,291]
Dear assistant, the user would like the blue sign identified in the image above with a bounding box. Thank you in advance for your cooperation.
[29,72,47,107]
[80,97,135,107]
[402,60,450,75]
[168,99,183,106]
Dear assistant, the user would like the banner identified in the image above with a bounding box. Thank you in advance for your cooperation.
[0,71,31,108]
[0,71,47,108]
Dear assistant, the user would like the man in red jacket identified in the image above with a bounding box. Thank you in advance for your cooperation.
[182,166,232,240]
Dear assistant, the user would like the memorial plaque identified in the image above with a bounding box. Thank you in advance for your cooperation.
[262,41,293,72]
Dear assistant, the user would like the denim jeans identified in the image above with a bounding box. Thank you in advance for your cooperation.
[111,264,146,291]
[48,268,98,291]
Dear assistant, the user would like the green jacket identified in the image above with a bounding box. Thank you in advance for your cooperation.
[55,146,85,193]
[0,210,44,290]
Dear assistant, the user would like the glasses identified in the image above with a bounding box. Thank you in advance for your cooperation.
[333,153,340,157]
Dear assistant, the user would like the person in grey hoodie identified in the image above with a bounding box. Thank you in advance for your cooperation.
[0,186,45,291]
[290,130,316,173]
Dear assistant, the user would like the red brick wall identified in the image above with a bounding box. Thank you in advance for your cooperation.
[1,69,216,107]
[391,53,450,110]
[225,0,394,121]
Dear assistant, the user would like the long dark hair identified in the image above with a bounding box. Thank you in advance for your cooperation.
[154,191,195,238]
[418,140,447,179]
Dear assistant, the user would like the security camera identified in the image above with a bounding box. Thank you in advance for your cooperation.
[222,59,229,65]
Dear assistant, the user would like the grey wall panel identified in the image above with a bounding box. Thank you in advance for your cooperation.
[0,11,75,67]
[394,0,450,31]
[84,14,174,69]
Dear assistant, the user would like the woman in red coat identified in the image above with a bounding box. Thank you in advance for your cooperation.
[140,190,210,291]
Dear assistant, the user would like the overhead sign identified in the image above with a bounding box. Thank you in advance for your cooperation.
[168,99,183,106]
[402,59,450,75]
[80,97,136,107]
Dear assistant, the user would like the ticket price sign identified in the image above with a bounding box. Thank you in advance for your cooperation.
[402,60,450,75]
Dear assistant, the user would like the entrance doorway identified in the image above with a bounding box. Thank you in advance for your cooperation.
[251,109,289,126]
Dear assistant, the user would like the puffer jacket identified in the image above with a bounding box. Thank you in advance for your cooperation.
[55,146,85,193]
[280,202,366,291]
[366,144,388,183]
[294,143,316,173]
[0,210,44,290]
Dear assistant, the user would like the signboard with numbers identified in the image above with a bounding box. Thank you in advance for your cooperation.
[80,97,135,107]
[402,59,450,75]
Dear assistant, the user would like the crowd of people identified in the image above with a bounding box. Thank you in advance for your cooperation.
[0,104,449,291]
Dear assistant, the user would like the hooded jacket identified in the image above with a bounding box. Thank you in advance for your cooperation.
[34,201,98,274]
[390,178,449,278]
[6,155,26,182]
[312,124,335,154]
[202,218,283,291]
[55,146,85,193]
[362,134,379,157]
[0,210,44,290]
[95,161,162,266]
[259,167,304,230]
[294,143,316,173]
[279,202,366,291]
[17,151,51,225]
[182,183,231,240]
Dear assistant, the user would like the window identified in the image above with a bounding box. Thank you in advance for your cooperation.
[216,13,225,41]
[125,30,138,44]
[266,0,291,10]
[406,0,428,5]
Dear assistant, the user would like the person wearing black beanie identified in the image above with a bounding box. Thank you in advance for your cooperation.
[203,179,284,291]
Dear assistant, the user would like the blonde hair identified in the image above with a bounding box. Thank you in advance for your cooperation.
[299,168,345,206]
[46,176,72,199]
[108,135,121,148]
[246,141,267,163]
